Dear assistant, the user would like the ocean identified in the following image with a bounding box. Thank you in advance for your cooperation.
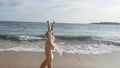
[0,21,120,54]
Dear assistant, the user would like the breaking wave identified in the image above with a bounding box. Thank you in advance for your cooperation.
[0,34,120,54]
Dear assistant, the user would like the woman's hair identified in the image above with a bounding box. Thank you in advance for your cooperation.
[45,32,48,35]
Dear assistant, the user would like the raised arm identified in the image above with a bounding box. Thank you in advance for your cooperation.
[51,20,55,31]
[51,20,56,42]
[47,20,51,32]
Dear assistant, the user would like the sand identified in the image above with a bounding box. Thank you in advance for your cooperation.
[0,51,120,68]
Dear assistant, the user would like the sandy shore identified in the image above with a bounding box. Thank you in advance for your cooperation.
[0,51,120,68]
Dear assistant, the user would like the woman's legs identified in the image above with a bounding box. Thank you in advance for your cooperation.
[48,62,52,68]
[40,58,52,68]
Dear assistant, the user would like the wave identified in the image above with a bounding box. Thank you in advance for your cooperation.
[0,34,120,54]
[1,34,120,46]
[0,34,45,41]
[56,35,101,40]
[0,34,102,42]
[0,34,98,40]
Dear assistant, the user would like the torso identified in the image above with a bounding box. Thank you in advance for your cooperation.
[45,41,52,56]
[45,32,56,58]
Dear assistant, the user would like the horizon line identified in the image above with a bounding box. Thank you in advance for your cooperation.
[0,20,120,24]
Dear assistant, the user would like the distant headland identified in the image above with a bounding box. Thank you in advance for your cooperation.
[90,22,120,25]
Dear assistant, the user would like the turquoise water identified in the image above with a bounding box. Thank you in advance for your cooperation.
[0,21,120,54]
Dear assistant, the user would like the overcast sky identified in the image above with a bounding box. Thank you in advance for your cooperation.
[0,0,120,23]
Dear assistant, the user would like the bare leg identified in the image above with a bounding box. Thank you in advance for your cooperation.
[48,62,52,68]
[40,58,51,68]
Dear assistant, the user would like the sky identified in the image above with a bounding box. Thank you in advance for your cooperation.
[0,0,120,23]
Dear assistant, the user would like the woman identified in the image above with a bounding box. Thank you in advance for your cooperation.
[40,21,62,68]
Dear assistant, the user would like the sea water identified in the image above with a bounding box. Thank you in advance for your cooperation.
[0,21,120,54]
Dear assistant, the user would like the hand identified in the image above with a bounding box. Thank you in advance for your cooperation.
[53,20,55,24]
[47,20,49,23]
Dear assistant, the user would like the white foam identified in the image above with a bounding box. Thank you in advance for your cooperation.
[60,43,120,54]
[19,36,44,41]
[0,41,120,55]
[0,46,44,52]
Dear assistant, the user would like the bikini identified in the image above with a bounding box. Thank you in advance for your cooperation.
[45,41,54,60]
[48,32,63,56]
[45,31,62,60]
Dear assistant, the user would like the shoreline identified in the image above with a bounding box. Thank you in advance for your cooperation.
[0,51,120,68]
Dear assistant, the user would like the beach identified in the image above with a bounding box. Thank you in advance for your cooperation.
[1,21,120,68]
[0,51,120,68]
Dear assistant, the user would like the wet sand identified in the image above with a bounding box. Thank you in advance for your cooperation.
[0,51,120,68]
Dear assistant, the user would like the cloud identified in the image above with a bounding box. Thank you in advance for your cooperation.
[0,0,23,7]
[0,0,36,12]
[0,0,83,12]
[7,1,21,7]
[0,0,120,23]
